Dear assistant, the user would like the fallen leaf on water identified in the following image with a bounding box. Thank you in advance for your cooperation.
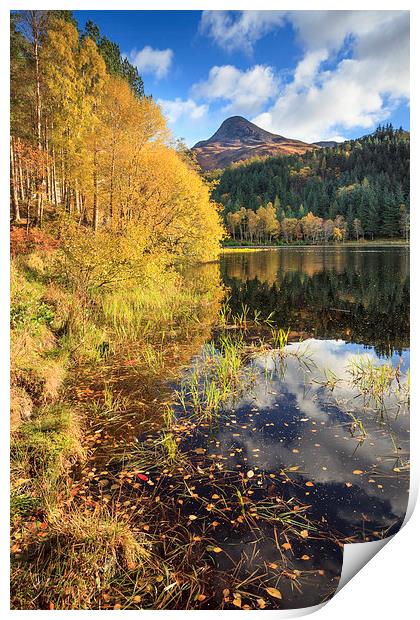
[281,542,292,550]
[345,482,352,488]
[232,595,242,608]
[268,562,278,569]
[247,470,255,478]
[197,594,206,602]
[300,530,309,539]
[352,470,363,475]
[257,598,266,609]
[194,448,206,454]
[305,481,314,487]
[301,555,310,560]
[266,587,282,600]
[137,473,149,481]
[188,515,198,521]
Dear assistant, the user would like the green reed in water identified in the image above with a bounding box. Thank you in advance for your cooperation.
[270,327,290,352]
[175,334,247,420]
[218,297,274,330]
[347,355,403,408]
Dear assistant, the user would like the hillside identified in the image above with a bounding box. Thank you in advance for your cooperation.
[212,125,409,241]
[192,116,317,170]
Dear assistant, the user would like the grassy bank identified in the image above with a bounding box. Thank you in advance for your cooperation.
[10,227,224,609]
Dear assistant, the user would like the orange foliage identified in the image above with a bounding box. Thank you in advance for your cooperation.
[10,226,59,257]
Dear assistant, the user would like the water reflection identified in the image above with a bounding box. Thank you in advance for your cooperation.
[175,338,409,607]
[220,247,409,356]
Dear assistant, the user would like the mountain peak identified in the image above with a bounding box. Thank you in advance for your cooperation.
[192,117,317,171]
[194,116,284,148]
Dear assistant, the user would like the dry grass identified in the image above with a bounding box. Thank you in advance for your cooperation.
[11,507,151,610]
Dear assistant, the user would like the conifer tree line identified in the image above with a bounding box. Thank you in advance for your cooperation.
[212,125,410,243]
[10,10,223,262]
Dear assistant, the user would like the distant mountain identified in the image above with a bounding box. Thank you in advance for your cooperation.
[192,116,317,170]
[312,140,339,148]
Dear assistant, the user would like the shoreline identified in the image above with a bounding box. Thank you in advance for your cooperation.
[221,240,409,251]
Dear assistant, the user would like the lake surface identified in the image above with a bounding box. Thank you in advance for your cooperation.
[145,247,410,609]
[220,246,409,356]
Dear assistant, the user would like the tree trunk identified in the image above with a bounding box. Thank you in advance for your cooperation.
[75,179,80,215]
[51,145,58,207]
[17,140,25,203]
[93,141,99,231]
[109,149,115,220]
[32,12,43,225]
[10,137,21,222]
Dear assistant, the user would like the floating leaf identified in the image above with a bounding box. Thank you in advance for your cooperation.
[305,481,314,487]
[247,470,255,478]
[352,470,363,475]
[266,587,282,600]
[137,473,149,481]
[281,542,292,550]
[188,514,198,521]
[197,594,206,602]
[301,555,310,560]
[268,562,278,569]
[300,529,309,538]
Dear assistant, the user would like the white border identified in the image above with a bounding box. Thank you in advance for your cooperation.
[1,2,417,618]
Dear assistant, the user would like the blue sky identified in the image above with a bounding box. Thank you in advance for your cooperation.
[74,10,410,146]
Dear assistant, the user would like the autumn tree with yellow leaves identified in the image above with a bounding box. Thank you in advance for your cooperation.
[10,11,224,265]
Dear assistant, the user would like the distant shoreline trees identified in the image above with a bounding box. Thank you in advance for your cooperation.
[225,207,358,245]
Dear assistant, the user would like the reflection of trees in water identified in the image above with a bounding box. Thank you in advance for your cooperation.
[221,250,409,357]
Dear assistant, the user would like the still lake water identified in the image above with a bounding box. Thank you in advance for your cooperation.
[143,247,409,608]
[190,247,408,607]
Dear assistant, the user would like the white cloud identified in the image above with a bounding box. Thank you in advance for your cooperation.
[252,10,409,143]
[157,98,208,124]
[200,10,285,54]
[129,46,173,80]
[192,65,278,116]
